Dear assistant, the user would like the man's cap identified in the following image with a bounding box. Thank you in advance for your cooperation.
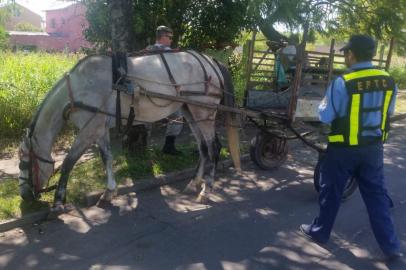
[340,35,376,54]
[156,25,173,33]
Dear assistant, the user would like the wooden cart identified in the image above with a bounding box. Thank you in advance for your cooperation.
[242,31,395,199]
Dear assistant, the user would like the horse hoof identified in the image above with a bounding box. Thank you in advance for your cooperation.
[48,202,65,219]
[196,193,209,204]
[183,181,199,194]
[100,189,117,202]
[19,187,35,202]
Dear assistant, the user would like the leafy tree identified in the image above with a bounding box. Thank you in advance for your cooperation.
[83,0,406,53]
[182,0,250,49]
[82,0,111,51]
[0,0,13,49]
[14,22,42,32]
[248,0,406,53]
[83,0,251,51]
[334,0,406,54]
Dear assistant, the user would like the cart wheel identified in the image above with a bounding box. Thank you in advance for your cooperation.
[313,155,358,201]
[250,131,288,170]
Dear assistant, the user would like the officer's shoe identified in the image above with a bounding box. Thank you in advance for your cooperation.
[162,146,182,156]
[384,251,404,262]
[299,224,328,244]
[162,136,182,156]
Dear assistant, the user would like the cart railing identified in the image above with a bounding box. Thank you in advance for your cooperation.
[244,32,395,121]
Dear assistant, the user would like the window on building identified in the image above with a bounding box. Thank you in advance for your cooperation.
[61,18,65,25]
[51,18,56,28]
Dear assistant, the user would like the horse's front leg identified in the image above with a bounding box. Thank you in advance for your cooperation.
[53,142,89,213]
[97,131,117,202]
[52,116,107,213]
[196,124,220,203]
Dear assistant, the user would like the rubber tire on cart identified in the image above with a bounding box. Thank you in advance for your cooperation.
[313,153,358,201]
[250,131,288,170]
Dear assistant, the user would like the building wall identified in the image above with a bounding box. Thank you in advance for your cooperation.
[9,33,73,52]
[8,3,92,52]
[4,4,42,31]
[44,3,91,51]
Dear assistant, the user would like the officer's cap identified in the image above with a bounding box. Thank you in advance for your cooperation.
[340,35,376,55]
[156,25,173,33]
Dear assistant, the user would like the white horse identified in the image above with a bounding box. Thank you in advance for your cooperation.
[18,51,241,211]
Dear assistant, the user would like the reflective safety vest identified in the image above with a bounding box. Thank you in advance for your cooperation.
[328,68,395,146]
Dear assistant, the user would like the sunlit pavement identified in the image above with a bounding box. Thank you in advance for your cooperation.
[0,120,405,270]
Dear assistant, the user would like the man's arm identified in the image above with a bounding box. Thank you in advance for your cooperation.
[388,85,398,116]
[318,77,347,124]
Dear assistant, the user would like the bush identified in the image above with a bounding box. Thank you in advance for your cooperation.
[0,52,78,138]
[204,48,247,106]
[390,67,406,89]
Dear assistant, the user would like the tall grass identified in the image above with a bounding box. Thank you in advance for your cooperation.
[0,52,79,138]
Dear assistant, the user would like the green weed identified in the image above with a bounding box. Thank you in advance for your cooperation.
[0,52,78,138]
[0,143,237,220]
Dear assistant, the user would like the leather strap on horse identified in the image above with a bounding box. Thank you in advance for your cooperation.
[184,50,210,93]
[124,93,136,134]
[112,52,128,134]
[159,53,180,92]
[65,73,76,112]
[195,51,225,90]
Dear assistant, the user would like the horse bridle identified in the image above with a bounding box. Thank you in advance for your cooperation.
[19,134,56,197]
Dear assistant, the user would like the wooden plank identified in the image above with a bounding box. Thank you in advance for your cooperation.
[253,49,274,54]
[252,56,275,61]
[327,39,335,83]
[250,74,275,78]
[251,63,274,67]
[138,88,289,120]
[248,80,274,84]
[301,79,329,84]
[244,38,255,107]
[252,69,274,73]
[305,50,331,56]
[252,48,272,72]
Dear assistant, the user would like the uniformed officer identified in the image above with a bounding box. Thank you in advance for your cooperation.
[300,35,403,261]
[146,25,184,155]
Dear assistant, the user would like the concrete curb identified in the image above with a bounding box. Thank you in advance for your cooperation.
[0,154,250,233]
[85,154,250,206]
[0,209,50,233]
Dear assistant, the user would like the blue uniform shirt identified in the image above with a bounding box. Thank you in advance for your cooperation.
[146,43,171,51]
[318,61,397,136]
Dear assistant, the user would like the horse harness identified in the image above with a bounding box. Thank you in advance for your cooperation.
[112,49,225,133]
[19,136,57,198]
[20,51,226,197]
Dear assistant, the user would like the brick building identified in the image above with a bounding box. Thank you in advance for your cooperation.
[8,1,91,52]
[3,2,42,31]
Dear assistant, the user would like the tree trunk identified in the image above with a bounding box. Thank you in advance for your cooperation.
[110,0,132,53]
[109,0,148,153]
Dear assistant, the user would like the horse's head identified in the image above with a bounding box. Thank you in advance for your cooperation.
[18,129,55,201]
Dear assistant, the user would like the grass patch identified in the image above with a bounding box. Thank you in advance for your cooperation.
[0,143,236,221]
[0,52,79,138]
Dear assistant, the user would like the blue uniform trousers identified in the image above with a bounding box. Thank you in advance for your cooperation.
[309,143,400,255]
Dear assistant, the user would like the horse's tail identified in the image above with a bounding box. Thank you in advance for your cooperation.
[216,61,241,172]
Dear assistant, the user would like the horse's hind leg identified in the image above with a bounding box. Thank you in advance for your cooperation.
[182,107,205,193]
[97,131,117,201]
[183,106,220,202]
[53,116,108,211]
[197,124,220,202]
